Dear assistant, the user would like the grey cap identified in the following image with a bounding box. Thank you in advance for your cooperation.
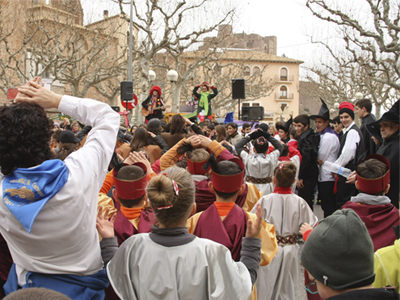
[301,209,375,290]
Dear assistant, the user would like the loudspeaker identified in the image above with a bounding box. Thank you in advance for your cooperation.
[242,106,264,121]
[232,79,245,99]
[121,81,133,101]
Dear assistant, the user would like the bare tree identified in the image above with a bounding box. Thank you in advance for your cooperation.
[306,0,400,114]
[200,58,276,116]
[115,0,237,123]
[0,0,128,102]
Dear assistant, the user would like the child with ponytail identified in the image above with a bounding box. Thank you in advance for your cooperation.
[250,161,318,300]
[235,128,283,196]
[98,167,265,300]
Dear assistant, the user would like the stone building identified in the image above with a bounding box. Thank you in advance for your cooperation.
[0,0,135,105]
[199,24,277,55]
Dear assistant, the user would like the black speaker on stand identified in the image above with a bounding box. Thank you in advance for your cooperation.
[232,79,245,120]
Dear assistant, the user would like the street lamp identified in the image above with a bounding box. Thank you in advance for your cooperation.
[355,92,363,100]
[167,70,178,83]
[149,70,156,82]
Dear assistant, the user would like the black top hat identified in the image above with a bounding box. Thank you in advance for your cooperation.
[276,116,293,133]
[366,99,399,140]
[310,98,331,121]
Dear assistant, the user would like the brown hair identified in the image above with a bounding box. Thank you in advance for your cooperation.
[55,142,78,161]
[130,127,149,152]
[356,158,388,195]
[4,288,71,300]
[115,165,146,207]
[355,98,372,113]
[274,161,297,188]
[147,167,194,227]
[215,125,227,142]
[170,114,186,135]
[252,136,269,154]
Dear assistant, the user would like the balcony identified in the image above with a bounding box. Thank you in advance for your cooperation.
[275,75,294,83]
[275,93,294,101]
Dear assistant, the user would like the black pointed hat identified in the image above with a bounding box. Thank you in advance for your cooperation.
[366,99,399,141]
[310,98,331,121]
[276,116,293,133]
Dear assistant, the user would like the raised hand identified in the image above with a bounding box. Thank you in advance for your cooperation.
[249,129,263,140]
[16,80,62,109]
[187,135,202,148]
[96,206,116,239]
[197,134,212,148]
[246,203,263,238]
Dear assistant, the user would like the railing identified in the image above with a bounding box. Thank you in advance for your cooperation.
[275,75,294,82]
[275,93,294,100]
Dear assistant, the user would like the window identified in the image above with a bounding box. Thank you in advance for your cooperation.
[252,103,260,106]
[279,86,288,99]
[280,67,288,81]
[253,66,261,75]
[243,66,250,76]
[242,103,250,107]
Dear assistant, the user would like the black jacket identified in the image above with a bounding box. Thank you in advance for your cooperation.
[359,113,377,160]
[298,128,320,181]
[377,131,399,208]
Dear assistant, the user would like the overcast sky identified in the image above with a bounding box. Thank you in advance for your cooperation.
[82,0,343,75]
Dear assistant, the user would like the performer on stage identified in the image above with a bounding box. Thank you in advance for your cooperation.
[187,82,218,123]
[141,86,165,123]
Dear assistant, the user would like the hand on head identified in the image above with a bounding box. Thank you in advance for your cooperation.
[16,77,62,109]
[196,135,212,148]
[187,135,202,148]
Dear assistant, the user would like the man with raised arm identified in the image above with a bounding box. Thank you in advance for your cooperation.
[0,78,119,299]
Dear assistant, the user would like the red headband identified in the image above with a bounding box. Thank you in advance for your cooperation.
[113,162,148,200]
[211,156,245,193]
[186,156,210,175]
[356,154,390,194]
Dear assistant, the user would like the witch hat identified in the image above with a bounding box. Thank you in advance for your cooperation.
[367,99,399,142]
[310,98,331,121]
[276,116,293,133]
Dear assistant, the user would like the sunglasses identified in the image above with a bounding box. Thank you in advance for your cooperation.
[304,279,318,295]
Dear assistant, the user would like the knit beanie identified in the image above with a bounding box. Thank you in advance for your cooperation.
[339,102,354,120]
[301,209,375,290]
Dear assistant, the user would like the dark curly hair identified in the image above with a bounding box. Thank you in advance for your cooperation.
[0,102,54,176]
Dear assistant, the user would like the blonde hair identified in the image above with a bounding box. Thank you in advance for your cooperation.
[147,167,195,226]
[186,148,210,162]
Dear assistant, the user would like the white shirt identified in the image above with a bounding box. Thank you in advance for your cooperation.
[318,131,340,182]
[0,96,119,281]
[334,121,360,167]
[107,234,253,300]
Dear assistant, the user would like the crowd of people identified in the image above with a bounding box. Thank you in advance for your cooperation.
[0,79,398,300]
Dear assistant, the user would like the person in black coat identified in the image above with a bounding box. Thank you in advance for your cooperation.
[367,100,399,208]
[293,114,320,210]
[355,98,377,160]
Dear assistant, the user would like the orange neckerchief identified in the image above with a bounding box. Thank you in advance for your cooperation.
[214,201,236,217]
[120,206,144,220]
